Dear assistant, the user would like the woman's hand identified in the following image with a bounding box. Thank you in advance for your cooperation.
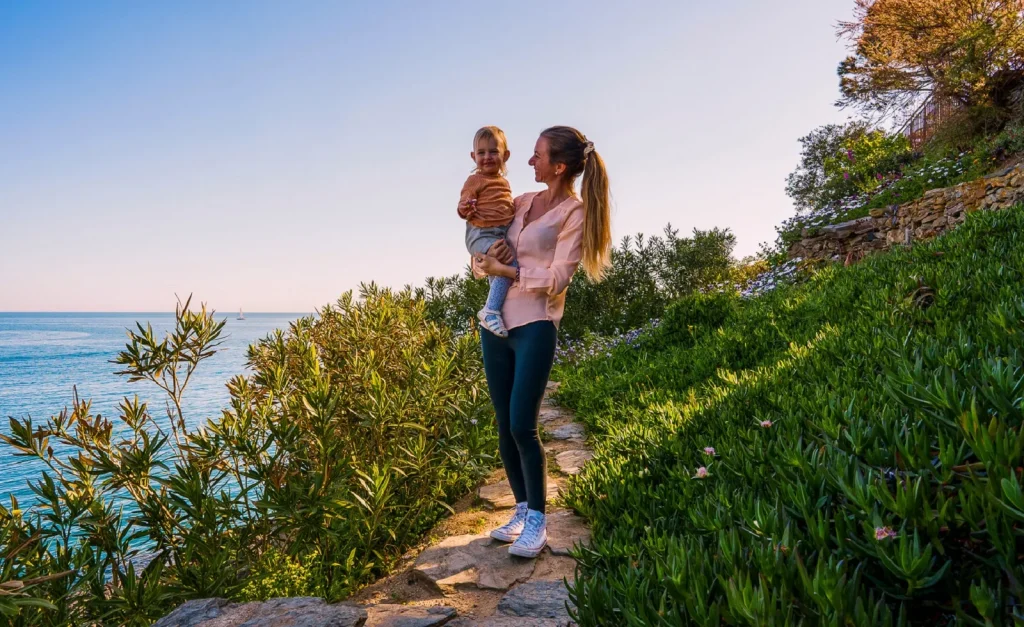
[474,253,517,279]
[487,240,514,264]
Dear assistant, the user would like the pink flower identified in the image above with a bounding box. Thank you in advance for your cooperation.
[693,466,709,479]
[760,420,773,428]
[703,447,716,456]
[875,526,897,541]
[843,172,851,181]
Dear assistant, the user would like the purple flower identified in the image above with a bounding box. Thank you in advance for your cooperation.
[843,172,850,181]
[875,526,897,541]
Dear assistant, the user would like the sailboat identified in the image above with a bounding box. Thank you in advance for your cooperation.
[237,308,245,320]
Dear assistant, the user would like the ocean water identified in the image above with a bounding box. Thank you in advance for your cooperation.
[0,312,307,506]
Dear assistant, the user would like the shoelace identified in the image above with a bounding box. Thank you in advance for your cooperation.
[520,515,544,544]
[501,505,527,531]
[507,508,526,528]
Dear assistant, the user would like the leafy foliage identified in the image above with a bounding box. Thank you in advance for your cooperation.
[786,122,912,214]
[555,206,1024,624]
[777,120,1024,249]
[417,225,737,341]
[837,0,1024,121]
[0,287,495,624]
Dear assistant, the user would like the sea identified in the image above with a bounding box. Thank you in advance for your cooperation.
[0,312,308,507]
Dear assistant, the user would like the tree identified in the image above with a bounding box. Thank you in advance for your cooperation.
[837,0,1024,122]
[786,122,911,213]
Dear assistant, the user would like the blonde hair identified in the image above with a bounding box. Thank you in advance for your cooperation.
[473,126,510,176]
[540,126,612,281]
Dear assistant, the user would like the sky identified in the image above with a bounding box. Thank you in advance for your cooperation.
[0,0,858,312]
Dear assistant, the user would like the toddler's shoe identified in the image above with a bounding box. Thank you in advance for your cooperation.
[478,308,508,338]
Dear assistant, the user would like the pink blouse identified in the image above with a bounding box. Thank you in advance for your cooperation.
[473,192,584,331]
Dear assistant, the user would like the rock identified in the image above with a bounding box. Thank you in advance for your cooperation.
[479,480,560,510]
[412,533,536,592]
[548,423,585,441]
[446,618,570,627]
[869,208,886,218]
[497,581,572,618]
[544,510,590,556]
[364,604,457,627]
[554,450,593,475]
[544,381,560,393]
[538,407,570,425]
[154,597,367,627]
[528,554,577,583]
[154,598,230,626]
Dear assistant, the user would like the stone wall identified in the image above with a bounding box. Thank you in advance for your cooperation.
[789,163,1024,263]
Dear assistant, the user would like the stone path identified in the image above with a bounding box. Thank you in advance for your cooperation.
[155,382,592,627]
[351,380,593,626]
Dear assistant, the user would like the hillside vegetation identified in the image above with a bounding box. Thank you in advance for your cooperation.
[556,207,1024,625]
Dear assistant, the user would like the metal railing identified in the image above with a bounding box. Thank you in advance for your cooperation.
[897,95,960,149]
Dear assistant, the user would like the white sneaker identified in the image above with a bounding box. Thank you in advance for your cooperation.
[490,502,528,542]
[508,510,547,558]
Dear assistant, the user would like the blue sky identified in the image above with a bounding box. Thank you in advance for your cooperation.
[0,0,856,312]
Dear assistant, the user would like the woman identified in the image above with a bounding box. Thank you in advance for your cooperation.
[473,126,611,558]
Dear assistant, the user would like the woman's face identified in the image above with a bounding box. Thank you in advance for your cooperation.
[529,136,562,184]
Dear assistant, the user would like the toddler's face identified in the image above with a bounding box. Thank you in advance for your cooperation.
[472,138,506,175]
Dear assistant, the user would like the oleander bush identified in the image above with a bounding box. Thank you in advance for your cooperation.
[556,206,1024,625]
[0,285,495,625]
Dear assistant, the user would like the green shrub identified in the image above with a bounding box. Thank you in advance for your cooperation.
[786,122,912,215]
[419,226,738,341]
[556,206,1024,624]
[0,286,495,625]
[238,548,320,602]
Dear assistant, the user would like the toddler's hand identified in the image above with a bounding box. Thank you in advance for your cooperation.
[458,198,478,219]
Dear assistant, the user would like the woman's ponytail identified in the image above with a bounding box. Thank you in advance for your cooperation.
[540,126,612,282]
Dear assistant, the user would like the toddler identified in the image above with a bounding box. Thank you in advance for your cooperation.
[458,126,517,337]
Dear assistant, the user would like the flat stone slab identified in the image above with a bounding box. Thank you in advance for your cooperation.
[154,597,366,627]
[479,480,560,510]
[412,533,536,593]
[554,450,593,475]
[497,581,572,618]
[364,604,456,627]
[447,618,570,627]
[548,423,585,441]
[538,407,571,425]
[544,509,590,557]
[528,554,577,584]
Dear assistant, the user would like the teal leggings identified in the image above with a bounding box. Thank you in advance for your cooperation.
[480,320,556,513]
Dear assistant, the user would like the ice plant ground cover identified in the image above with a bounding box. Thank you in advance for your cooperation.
[553,206,1024,624]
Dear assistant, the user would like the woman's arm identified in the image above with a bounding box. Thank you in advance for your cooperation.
[518,207,584,295]
[473,253,517,279]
